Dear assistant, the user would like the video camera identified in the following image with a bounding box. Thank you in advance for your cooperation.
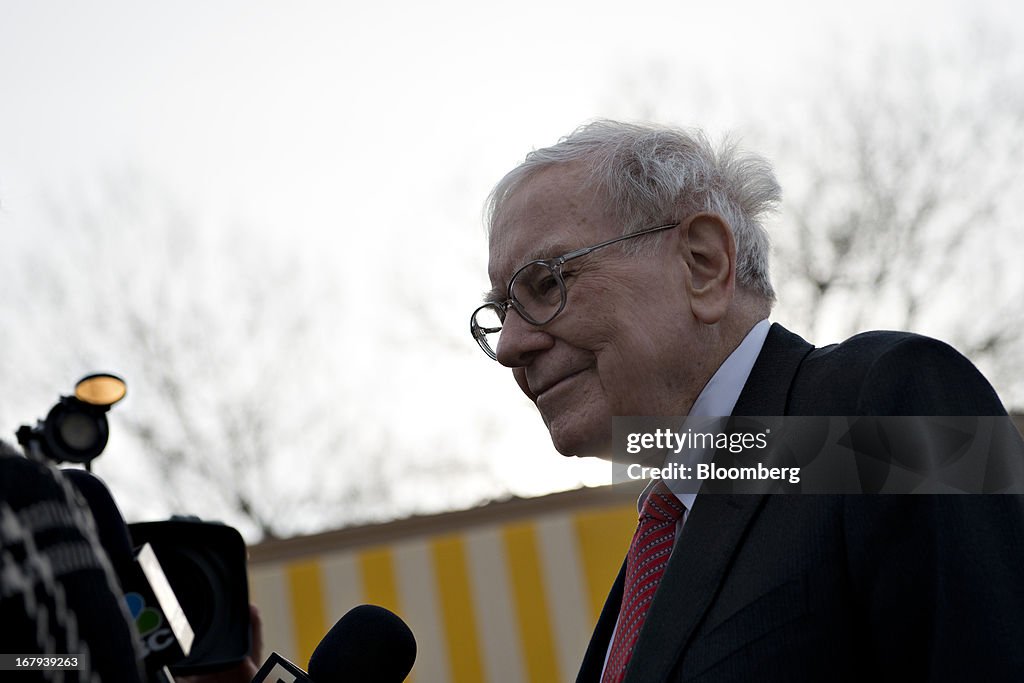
[15,373,253,678]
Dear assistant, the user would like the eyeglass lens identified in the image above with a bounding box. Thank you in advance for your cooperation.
[510,262,563,325]
[473,261,567,358]
[473,305,503,358]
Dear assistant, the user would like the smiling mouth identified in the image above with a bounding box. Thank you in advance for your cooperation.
[536,369,586,398]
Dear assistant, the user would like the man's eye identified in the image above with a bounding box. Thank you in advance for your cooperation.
[534,274,559,295]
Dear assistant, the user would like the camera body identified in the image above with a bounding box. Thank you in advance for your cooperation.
[131,519,251,675]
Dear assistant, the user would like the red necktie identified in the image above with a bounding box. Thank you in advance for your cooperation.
[601,481,686,683]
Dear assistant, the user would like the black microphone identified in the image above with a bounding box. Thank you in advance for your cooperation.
[309,604,417,682]
[63,469,195,675]
[251,604,417,682]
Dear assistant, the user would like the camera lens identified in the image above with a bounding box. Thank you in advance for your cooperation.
[57,411,101,451]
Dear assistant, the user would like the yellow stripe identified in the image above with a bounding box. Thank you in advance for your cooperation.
[285,560,327,667]
[431,535,485,683]
[358,547,401,613]
[503,522,560,682]
[357,548,415,683]
[573,504,638,620]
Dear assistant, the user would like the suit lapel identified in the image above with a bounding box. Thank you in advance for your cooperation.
[732,323,815,417]
[576,560,626,683]
[620,324,815,682]
[623,495,766,681]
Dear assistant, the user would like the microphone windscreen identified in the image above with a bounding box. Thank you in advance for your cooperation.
[307,604,416,683]
[63,468,135,573]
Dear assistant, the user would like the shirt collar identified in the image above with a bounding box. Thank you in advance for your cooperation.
[639,319,771,513]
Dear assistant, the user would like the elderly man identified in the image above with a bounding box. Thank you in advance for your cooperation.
[471,121,1024,682]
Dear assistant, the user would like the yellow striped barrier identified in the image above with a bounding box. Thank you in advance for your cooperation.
[248,484,643,682]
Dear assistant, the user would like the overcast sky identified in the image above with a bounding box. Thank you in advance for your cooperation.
[2,0,1020,534]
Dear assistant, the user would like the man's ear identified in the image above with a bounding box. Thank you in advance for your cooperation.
[681,213,736,324]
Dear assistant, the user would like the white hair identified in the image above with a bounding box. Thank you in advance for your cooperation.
[487,120,780,301]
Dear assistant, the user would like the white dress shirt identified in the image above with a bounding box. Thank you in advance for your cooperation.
[658,317,771,514]
[601,319,770,678]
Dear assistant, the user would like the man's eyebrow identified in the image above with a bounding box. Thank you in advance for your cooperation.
[482,285,505,304]
[521,241,573,264]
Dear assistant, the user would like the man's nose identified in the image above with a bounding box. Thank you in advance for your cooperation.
[495,308,554,368]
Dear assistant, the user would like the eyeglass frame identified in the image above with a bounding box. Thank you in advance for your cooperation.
[470,221,681,360]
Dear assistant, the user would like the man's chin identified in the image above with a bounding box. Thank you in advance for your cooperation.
[548,428,613,460]
[539,405,613,458]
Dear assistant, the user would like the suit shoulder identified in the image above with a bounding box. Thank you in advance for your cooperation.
[813,330,944,360]
[792,331,1005,416]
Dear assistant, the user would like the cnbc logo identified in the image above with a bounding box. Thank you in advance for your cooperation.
[125,592,176,654]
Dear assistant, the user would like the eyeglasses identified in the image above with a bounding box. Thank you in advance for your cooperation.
[470,222,680,360]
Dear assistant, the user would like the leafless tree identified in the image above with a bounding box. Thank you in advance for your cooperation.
[0,171,500,539]
[763,29,1024,407]
[600,26,1024,408]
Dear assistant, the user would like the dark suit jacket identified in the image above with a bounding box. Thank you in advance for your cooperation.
[577,324,1024,682]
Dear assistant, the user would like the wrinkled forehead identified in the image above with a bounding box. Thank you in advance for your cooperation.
[487,164,609,290]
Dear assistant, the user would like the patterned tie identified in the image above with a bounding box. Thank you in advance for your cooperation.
[601,481,686,683]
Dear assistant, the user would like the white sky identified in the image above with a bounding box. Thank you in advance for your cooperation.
[2,0,1021,533]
